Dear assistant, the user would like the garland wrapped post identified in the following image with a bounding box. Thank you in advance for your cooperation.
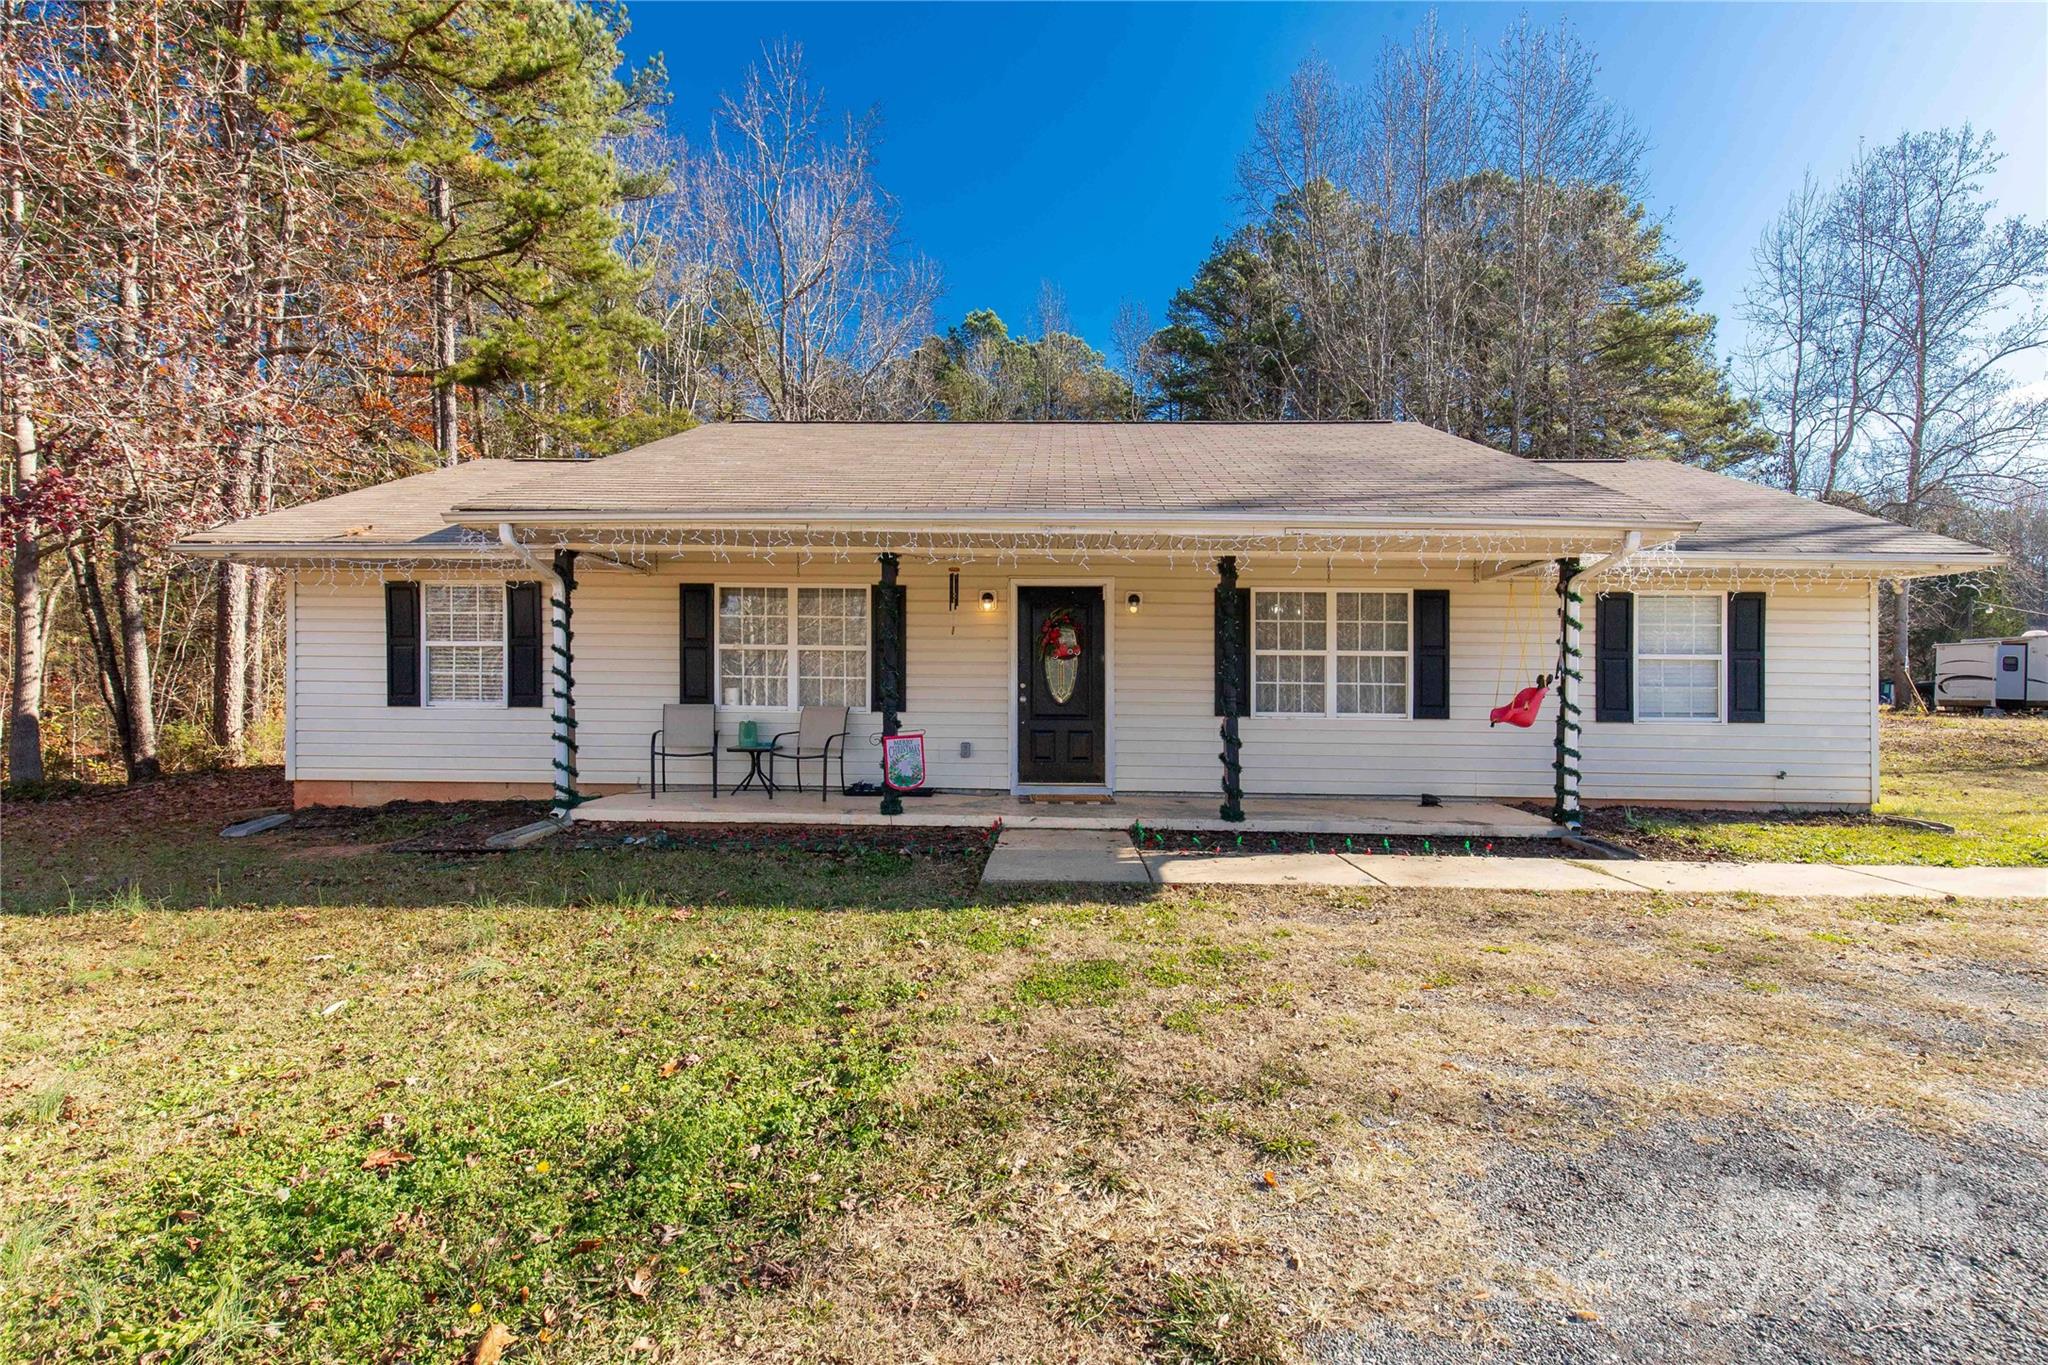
[1216,555,1245,823]
[1550,557,1584,829]
[549,549,582,817]
[876,552,904,817]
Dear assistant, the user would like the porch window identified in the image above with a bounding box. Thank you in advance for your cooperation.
[796,587,868,707]
[1335,592,1409,715]
[1252,591,1327,715]
[423,583,505,705]
[1252,589,1411,716]
[1636,594,1721,720]
[717,585,869,709]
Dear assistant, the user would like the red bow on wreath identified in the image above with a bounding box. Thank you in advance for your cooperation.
[1039,608,1082,660]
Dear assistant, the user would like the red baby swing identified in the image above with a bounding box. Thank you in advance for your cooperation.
[1489,576,1553,728]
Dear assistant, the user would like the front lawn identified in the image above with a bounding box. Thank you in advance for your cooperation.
[1595,711,2048,866]
[3,776,2044,1362]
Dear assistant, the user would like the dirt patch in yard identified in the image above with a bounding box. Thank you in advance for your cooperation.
[573,820,1000,862]
[0,765,289,839]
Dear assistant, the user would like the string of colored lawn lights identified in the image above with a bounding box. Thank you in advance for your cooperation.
[1131,821,1497,856]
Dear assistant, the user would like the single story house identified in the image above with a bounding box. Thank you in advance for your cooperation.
[176,422,1995,821]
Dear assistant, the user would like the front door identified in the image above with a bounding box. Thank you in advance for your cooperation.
[1018,586,1106,785]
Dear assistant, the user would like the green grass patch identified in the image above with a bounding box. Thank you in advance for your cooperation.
[1017,957,1130,1006]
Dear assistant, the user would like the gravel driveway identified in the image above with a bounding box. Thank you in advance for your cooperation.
[1316,1105,2048,1363]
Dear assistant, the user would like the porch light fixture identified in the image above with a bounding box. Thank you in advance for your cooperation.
[1126,592,1142,614]
[979,591,996,611]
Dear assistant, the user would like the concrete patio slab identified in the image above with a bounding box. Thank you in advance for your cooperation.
[1582,860,1929,897]
[1345,855,1637,891]
[1143,852,1377,886]
[1844,865,2048,899]
[571,788,1555,840]
[981,829,1151,886]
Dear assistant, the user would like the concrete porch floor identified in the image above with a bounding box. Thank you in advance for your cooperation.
[571,786,1559,839]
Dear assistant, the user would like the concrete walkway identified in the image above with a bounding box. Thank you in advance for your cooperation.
[978,829,2046,899]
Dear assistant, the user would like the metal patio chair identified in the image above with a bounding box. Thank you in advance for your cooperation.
[769,705,850,804]
[648,703,717,799]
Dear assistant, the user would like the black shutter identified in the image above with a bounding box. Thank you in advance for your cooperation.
[385,582,420,707]
[506,582,543,707]
[870,583,907,712]
[1728,592,1766,723]
[678,583,713,704]
[1595,592,1634,723]
[1213,586,1250,717]
[1412,589,1450,719]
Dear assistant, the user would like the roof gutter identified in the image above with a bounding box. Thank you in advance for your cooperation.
[440,509,1700,537]
[173,540,519,563]
[1575,531,1642,584]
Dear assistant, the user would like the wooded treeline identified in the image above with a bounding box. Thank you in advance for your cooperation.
[4,5,2045,786]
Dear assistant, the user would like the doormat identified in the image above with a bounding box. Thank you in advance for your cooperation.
[1022,794,1116,805]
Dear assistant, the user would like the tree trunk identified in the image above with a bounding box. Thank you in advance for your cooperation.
[1887,582,1925,712]
[68,535,136,768]
[112,521,160,779]
[430,172,459,464]
[6,440,44,784]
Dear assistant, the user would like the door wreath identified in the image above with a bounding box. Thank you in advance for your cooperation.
[1040,607,1083,703]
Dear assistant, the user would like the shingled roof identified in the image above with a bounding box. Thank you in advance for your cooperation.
[176,459,518,556]
[442,422,1684,527]
[174,423,1997,573]
[1547,459,1998,566]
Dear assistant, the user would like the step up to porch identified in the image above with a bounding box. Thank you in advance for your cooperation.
[981,829,1151,886]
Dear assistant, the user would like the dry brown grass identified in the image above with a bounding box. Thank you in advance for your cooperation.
[695,885,2046,1362]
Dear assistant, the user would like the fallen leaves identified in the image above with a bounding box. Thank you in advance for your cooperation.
[626,1258,658,1299]
[359,1148,413,1172]
[471,1322,514,1364]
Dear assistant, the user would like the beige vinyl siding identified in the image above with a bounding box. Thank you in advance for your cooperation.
[288,559,1879,807]
[291,576,552,784]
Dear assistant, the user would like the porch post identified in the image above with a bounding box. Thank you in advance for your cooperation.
[876,552,903,817]
[1216,555,1245,823]
[1550,557,1584,829]
[550,549,581,817]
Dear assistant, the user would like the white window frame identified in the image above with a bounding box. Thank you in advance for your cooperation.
[713,583,873,712]
[1634,591,1725,724]
[420,580,507,709]
[1250,588,1413,719]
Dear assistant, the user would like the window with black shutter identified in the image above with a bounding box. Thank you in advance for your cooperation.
[385,582,420,707]
[1728,592,1766,723]
[506,582,543,708]
[1213,585,1250,717]
[678,584,713,704]
[1595,592,1634,723]
[870,583,907,712]
[1411,590,1449,719]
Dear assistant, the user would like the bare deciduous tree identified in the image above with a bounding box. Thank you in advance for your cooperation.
[683,43,940,420]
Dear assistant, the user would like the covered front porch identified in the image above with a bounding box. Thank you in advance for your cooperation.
[571,786,1558,839]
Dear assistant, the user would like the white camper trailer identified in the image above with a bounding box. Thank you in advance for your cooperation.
[1933,631,2048,711]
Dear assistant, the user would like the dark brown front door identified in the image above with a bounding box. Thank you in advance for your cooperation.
[1018,586,1106,785]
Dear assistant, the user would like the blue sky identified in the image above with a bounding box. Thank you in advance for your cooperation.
[620,2,2048,371]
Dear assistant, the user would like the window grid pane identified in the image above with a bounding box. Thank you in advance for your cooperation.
[716,586,871,710]
[796,587,869,709]
[1333,592,1408,715]
[423,584,504,705]
[1637,595,1721,719]
[1253,592,1328,714]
